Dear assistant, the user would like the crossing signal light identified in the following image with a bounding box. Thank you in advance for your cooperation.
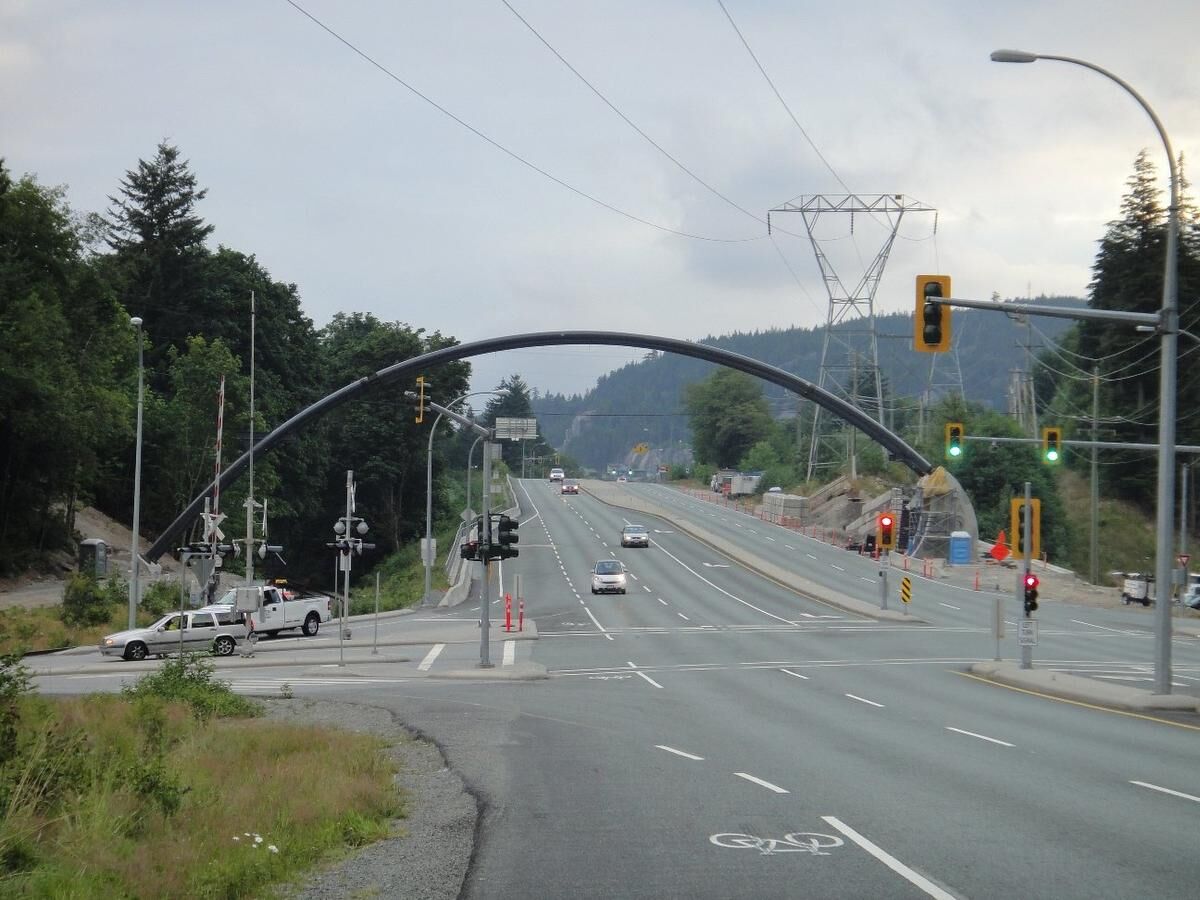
[914,274,952,353]
[1009,498,1042,560]
[945,422,964,459]
[415,375,429,424]
[1023,572,1040,615]
[1042,426,1062,464]
[877,513,896,550]
[494,514,519,560]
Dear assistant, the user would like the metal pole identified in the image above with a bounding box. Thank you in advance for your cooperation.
[1021,481,1033,671]
[178,551,188,657]
[246,291,256,586]
[422,412,444,607]
[879,552,888,611]
[340,469,352,667]
[479,438,494,668]
[466,435,482,516]
[129,317,144,629]
[372,570,380,655]
[1179,462,1188,603]
[991,48,1179,693]
[1090,366,1099,584]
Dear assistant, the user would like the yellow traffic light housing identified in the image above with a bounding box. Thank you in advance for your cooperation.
[944,422,964,460]
[1042,426,1062,464]
[914,275,952,353]
[1009,497,1042,560]
[415,375,428,424]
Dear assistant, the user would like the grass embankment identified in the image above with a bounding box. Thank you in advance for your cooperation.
[1055,469,1197,583]
[0,654,401,898]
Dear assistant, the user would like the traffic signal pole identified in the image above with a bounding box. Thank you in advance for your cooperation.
[1021,480,1034,671]
[479,438,494,668]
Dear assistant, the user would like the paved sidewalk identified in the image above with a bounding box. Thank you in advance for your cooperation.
[970,661,1200,713]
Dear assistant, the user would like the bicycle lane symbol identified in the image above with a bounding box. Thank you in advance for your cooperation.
[709,831,844,856]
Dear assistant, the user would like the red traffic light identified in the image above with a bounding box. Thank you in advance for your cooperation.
[1023,573,1039,590]
[880,515,893,527]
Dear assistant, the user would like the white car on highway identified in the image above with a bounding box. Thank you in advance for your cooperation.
[590,559,627,594]
[549,467,565,482]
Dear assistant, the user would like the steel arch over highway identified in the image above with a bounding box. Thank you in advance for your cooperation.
[146,331,932,561]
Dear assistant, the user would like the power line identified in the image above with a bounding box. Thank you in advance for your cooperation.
[714,0,849,193]
[285,1,762,244]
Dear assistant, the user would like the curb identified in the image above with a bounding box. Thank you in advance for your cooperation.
[969,661,1200,712]
[436,661,548,681]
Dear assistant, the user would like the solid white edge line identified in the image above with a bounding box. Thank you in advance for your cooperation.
[655,744,704,761]
[417,643,446,671]
[1131,780,1200,803]
[845,693,885,708]
[822,816,956,900]
[939,602,961,610]
[734,772,789,793]
[651,539,796,625]
[779,668,810,680]
[583,606,614,640]
[502,640,515,666]
[945,726,1013,747]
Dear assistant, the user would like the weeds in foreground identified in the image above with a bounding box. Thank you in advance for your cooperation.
[0,656,401,898]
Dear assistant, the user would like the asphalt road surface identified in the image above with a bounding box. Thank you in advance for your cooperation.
[32,478,1200,899]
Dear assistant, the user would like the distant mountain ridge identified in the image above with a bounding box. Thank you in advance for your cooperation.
[531,298,1082,469]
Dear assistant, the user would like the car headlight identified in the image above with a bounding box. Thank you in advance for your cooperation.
[103,638,115,646]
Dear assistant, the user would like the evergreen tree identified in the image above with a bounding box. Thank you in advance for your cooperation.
[103,142,214,373]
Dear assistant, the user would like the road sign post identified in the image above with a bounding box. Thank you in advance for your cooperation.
[879,555,889,611]
[1020,481,1034,670]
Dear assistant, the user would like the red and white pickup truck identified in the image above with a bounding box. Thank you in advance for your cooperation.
[213,584,332,637]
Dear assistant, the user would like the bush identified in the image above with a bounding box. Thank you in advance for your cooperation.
[61,574,122,627]
[121,653,259,721]
[139,579,181,617]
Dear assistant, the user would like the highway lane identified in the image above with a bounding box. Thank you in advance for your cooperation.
[29,477,1200,898]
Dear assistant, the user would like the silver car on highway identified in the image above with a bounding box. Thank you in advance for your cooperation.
[100,609,247,661]
[590,559,628,594]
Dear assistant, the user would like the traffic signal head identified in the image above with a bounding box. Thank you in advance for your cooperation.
[415,375,429,424]
[1042,426,1062,464]
[1009,498,1042,560]
[877,512,896,550]
[914,275,952,353]
[945,422,964,459]
[494,514,519,560]
[1023,572,1040,615]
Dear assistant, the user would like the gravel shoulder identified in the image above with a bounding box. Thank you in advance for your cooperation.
[262,699,477,900]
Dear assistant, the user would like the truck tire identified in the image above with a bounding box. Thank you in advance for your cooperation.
[302,613,320,637]
[1121,594,1130,605]
[1142,598,1151,607]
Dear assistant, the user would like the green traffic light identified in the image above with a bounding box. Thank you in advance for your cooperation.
[1046,449,1059,462]
[949,445,962,457]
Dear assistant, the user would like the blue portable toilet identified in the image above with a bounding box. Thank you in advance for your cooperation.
[948,530,972,565]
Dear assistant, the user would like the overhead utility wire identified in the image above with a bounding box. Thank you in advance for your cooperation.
[501,0,770,229]
[714,0,849,193]
[285,0,759,244]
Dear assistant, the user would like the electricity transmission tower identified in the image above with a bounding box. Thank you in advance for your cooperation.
[769,194,937,480]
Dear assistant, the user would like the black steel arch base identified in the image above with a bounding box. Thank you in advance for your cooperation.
[146,331,932,561]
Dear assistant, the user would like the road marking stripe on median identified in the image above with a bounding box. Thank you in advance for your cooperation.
[584,606,614,640]
[655,744,704,761]
[845,693,885,708]
[780,668,810,680]
[734,772,789,793]
[821,817,956,900]
[627,661,663,688]
[502,641,515,666]
[945,726,1013,747]
[940,603,961,610]
[1131,780,1200,803]
[418,643,445,671]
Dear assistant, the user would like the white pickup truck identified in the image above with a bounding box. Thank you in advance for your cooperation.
[214,584,332,637]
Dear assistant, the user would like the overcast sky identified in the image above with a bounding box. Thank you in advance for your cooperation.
[4,1,1197,397]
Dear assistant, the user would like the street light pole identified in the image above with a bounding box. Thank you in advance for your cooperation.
[421,390,506,608]
[466,434,484,516]
[991,48,1180,695]
[129,316,145,630]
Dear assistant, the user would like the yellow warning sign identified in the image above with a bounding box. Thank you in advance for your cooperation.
[900,576,912,605]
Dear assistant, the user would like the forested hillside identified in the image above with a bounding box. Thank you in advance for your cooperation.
[533,304,1080,470]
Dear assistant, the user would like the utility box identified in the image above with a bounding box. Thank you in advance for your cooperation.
[948,530,972,565]
[78,539,109,579]
[234,586,263,613]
